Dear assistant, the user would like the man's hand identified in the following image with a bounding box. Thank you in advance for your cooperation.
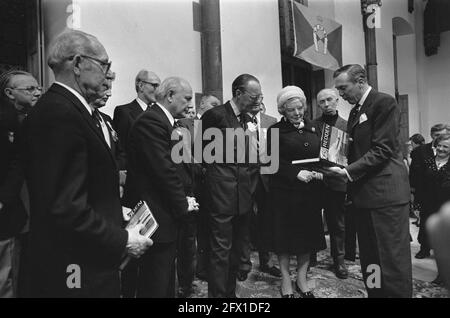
[126,224,153,258]
[187,196,199,212]
[326,166,349,181]
[311,171,323,181]
[297,170,314,183]
[427,201,450,289]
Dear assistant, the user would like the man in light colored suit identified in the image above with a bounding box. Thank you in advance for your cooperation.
[328,64,412,297]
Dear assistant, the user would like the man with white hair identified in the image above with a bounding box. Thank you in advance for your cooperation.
[312,88,348,279]
[127,76,199,298]
[113,69,161,208]
[22,30,152,297]
[196,94,220,119]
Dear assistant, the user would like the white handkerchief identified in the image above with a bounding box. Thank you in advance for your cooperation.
[359,113,368,124]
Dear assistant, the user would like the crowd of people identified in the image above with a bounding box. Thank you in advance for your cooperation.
[1,29,450,298]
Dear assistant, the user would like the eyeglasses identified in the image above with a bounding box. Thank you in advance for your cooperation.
[140,80,160,89]
[239,89,263,102]
[69,54,112,75]
[10,86,43,94]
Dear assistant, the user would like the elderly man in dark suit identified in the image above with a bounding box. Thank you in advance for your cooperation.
[113,70,160,298]
[113,69,161,209]
[0,70,41,297]
[312,88,349,279]
[328,64,412,298]
[410,123,450,259]
[22,30,152,298]
[127,76,198,298]
[202,73,261,298]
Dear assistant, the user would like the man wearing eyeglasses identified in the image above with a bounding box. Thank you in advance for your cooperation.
[113,69,160,298]
[0,70,41,297]
[201,73,262,298]
[21,30,152,298]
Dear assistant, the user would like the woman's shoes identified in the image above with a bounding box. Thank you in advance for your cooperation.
[295,282,315,298]
[279,288,295,298]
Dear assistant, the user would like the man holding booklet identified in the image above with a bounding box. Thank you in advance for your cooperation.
[127,77,199,298]
[326,64,412,298]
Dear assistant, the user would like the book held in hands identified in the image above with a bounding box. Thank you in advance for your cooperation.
[292,124,349,167]
[120,200,158,270]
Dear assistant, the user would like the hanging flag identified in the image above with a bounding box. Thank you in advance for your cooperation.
[292,1,342,70]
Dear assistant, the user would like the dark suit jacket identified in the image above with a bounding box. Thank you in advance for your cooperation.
[113,100,145,207]
[113,99,145,152]
[201,102,258,216]
[409,143,434,201]
[346,89,410,209]
[0,102,27,240]
[99,111,127,170]
[22,83,128,297]
[313,113,348,193]
[127,104,189,243]
[258,113,278,193]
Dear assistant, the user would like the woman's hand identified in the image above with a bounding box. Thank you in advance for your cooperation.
[297,170,314,183]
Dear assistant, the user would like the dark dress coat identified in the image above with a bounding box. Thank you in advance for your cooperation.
[267,117,326,255]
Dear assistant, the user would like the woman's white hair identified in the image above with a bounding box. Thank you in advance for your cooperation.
[276,85,307,115]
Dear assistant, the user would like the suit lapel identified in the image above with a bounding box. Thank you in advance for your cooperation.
[350,89,376,131]
[224,102,241,129]
[50,84,116,165]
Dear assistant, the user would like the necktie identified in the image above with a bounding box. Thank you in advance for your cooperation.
[252,115,260,164]
[92,110,104,137]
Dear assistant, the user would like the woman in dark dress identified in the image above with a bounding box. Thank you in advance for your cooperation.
[267,86,326,298]
[417,134,450,252]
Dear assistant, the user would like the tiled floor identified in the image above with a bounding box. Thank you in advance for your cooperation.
[188,218,449,298]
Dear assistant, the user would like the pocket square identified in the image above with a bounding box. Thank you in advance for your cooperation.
[359,113,368,124]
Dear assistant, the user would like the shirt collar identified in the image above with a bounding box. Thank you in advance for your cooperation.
[136,97,148,112]
[155,102,175,127]
[230,99,241,117]
[55,81,93,115]
[358,86,372,107]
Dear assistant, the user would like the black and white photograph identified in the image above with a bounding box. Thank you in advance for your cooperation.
[1,0,450,301]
